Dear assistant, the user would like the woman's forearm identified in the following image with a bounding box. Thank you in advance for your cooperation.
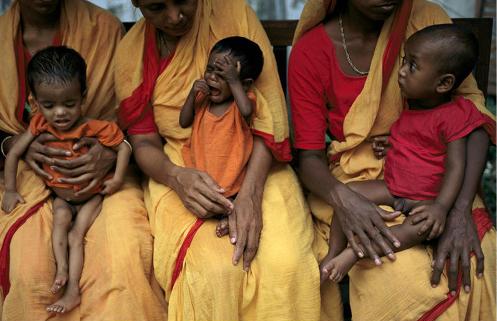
[452,128,489,213]
[129,133,178,187]
[239,136,272,196]
[298,149,342,206]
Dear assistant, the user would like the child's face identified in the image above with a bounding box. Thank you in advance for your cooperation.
[203,51,233,103]
[398,38,443,100]
[32,78,83,131]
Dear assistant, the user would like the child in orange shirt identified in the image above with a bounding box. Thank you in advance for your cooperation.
[180,36,264,235]
[1,46,131,313]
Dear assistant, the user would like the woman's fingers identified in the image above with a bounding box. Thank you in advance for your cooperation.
[58,172,93,185]
[243,222,262,271]
[355,228,381,265]
[26,158,52,180]
[199,173,233,211]
[72,137,98,150]
[372,209,400,248]
[74,178,99,196]
[232,226,246,266]
[50,165,89,177]
[228,213,237,244]
[344,229,363,258]
[51,154,91,169]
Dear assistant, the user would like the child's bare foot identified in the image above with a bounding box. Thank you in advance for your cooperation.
[50,270,68,294]
[216,217,229,237]
[320,248,358,283]
[47,288,80,314]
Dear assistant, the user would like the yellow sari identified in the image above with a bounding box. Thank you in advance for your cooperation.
[293,1,496,320]
[115,0,320,320]
[0,1,166,320]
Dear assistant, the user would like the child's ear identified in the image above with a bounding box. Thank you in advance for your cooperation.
[436,74,455,94]
[27,94,38,108]
[241,78,254,91]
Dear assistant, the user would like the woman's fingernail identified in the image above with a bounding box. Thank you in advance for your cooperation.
[431,284,437,288]
[374,258,382,265]
[230,237,236,244]
[357,252,364,258]
[478,273,483,278]
[394,241,401,247]
[450,291,456,296]
[65,152,71,156]
[464,285,470,293]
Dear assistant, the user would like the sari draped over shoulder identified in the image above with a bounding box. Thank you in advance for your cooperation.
[293,1,496,320]
[0,1,167,320]
[115,0,321,320]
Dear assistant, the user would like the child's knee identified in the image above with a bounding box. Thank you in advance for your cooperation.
[68,229,84,247]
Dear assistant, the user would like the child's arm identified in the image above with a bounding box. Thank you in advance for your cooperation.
[100,141,132,195]
[215,56,253,118]
[409,138,466,240]
[2,131,37,212]
[179,80,210,128]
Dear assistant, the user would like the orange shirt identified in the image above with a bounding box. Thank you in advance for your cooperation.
[182,93,256,197]
[29,113,124,191]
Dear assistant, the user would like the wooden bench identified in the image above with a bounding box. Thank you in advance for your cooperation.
[261,18,494,97]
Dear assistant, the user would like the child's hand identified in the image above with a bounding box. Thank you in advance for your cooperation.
[192,79,210,95]
[100,178,123,195]
[214,55,241,84]
[368,135,390,159]
[409,200,448,240]
[1,191,25,213]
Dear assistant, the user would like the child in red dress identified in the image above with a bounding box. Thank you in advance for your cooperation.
[320,24,491,282]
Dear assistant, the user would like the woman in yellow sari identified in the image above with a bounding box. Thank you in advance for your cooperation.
[0,0,167,320]
[115,0,321,320]
[289,0,496,320]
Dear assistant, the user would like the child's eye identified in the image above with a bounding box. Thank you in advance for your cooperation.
[42,103,53,109]
[65,102,76,107]
[409,62,416,72]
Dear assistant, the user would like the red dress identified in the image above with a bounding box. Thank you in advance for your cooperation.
[384,97,487,200]
[289,24,366,150]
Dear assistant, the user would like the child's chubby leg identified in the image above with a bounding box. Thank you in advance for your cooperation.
[320,180,402,284]
[47,194,103,314]
[50,197,74,294]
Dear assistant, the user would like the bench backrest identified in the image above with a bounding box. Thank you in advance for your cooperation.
[124,18,493,96]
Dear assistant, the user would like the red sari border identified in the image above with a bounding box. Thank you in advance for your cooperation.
[170,218,205,290]
[0,200,45,297]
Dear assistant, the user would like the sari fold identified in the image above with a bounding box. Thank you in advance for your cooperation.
[116,0,319,320]
[294,0,496,320]
[0,1,167,320]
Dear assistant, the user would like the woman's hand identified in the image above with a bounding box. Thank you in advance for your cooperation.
[24,133,72,180]
[228,189,263,271]
[431,204,483,295]
[332,183,401,265]
[171,167,233,218]
[49,137,116,195]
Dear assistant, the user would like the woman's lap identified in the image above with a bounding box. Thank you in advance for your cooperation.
[2,169,167,321]
[311,195,496,321]
[150,164,321,321]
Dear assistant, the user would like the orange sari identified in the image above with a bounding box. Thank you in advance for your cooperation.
[0,1,167,320]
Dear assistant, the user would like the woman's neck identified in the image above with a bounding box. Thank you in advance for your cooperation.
[342,4,383,36]
[19,3,60,31]
[156,30,179,58]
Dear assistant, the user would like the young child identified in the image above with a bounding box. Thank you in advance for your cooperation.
[179,36,264,234]
[320,24,490,283]
[1,46,131,313]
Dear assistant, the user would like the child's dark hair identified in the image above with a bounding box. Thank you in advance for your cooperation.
[210,36,264,81]
[27,46,87,97]
[409,24,478,89]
